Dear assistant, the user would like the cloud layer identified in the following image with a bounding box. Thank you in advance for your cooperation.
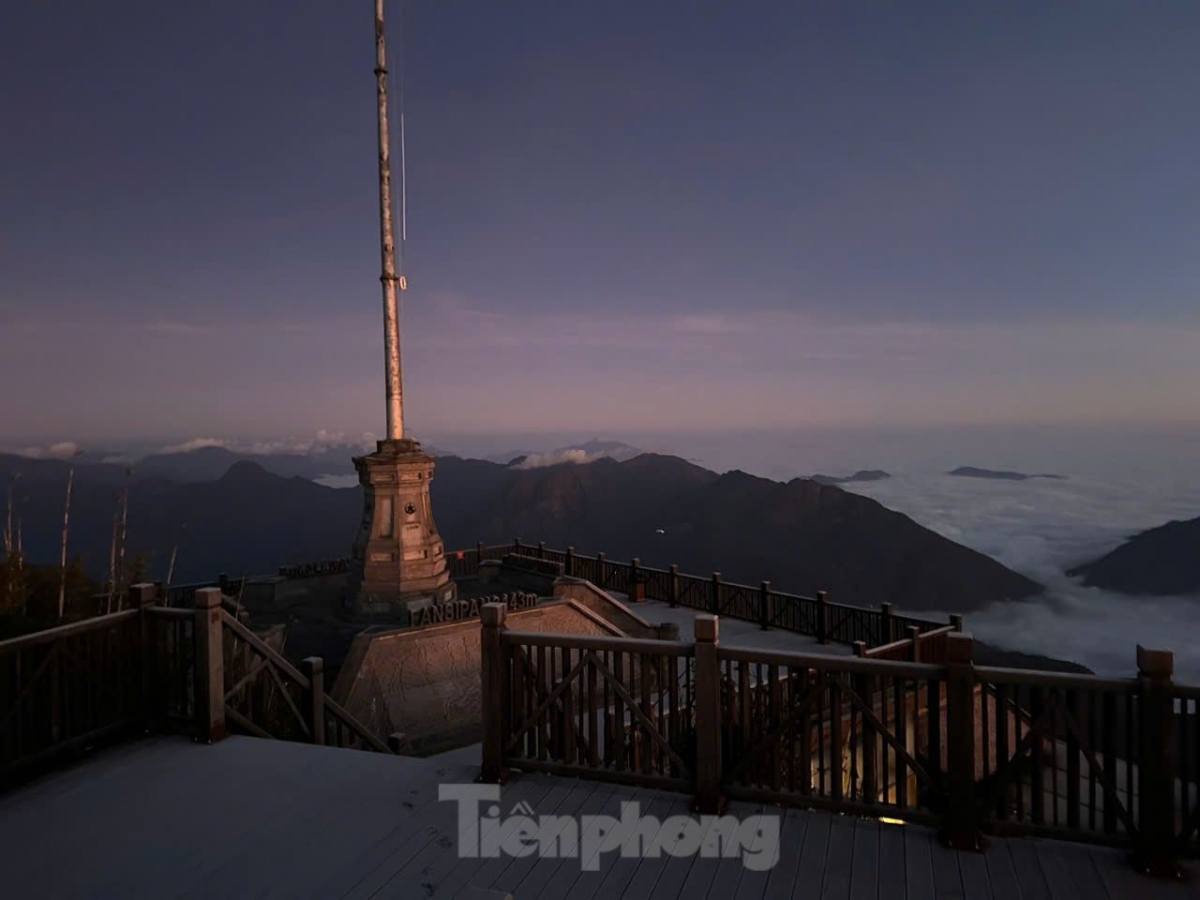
[845,472,1200,681]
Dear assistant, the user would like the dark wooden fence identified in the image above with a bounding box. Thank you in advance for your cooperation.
[0,584,393,788]
[452,540,954,650]
[281,540,953,650]
[481,604,1198,870]
[855,621,961,664]
[205,590,390,753]
[0,608,143,784]
[492,623,697,792]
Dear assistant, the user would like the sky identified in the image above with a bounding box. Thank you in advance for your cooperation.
[2,1,1199,444]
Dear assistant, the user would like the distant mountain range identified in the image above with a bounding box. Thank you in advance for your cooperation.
[1,450,1042,613]
[135,445,365,482]
[37,438,638,484]
[949,466,1066,481]
[497,440,645,469]
[1069,515,1200,596]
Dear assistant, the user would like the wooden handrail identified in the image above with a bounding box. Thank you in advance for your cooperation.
[219,610,311,690]
[0,608,138,652]
[718,643,941,678]
[144,606,194,620]
[860,636,914,659]
[972,665,1135,691]
[325,697,392,754]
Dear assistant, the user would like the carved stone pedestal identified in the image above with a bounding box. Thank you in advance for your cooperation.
[348,438,455,619]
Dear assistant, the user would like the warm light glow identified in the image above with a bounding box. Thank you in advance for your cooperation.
[878,817,907,826]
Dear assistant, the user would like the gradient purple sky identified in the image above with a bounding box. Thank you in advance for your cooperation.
[2,2,1198,443]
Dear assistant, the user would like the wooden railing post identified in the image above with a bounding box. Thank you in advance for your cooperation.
[303,657,326,746]
[130,582,157,726]
[881,602,894,644]
[759,581,772,630]
[940,632,980,850]
[194,587,226,744]
[852,645,878,802]
[538,541,546,560]
[565,546,575,577]
[710,572,722,615]
[630,558,643,601]
[480,603,509,784]
[513,537,522,555]
[596,552,607,587]
[1133,646,1179,878]
[908,625,922,662]
[694,615,722,814]
[817,590,830,644]
[476,541,484,566]
[669,565,680,607]
[950,614,964,632]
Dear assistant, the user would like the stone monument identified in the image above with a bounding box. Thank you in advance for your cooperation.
[348,0,454,618]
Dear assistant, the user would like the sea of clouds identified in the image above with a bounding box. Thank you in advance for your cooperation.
[840,471,1200,681]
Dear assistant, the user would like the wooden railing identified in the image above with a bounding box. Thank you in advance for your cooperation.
[481,603,1198,872]
[493,625,697,791]
[452,540,954,650]
[0,607,143,784]
[144,605,196,730]
[854,622,962,664]
[1174,682,1200,853]
[191,589,392,753]
[273,540,952,650]
[0,584,395,787]
[276,558,351,580]
[272,540,950,651]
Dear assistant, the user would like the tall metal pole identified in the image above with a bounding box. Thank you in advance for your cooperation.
[58,463,75,619]
[3,474,13,557]
[3,474,13,610]
[115,468,131,603]
[374,0,404,442]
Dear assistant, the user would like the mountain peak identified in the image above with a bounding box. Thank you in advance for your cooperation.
[219,460,273,483]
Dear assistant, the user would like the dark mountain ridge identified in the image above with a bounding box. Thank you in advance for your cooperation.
[1,451,1041,613]
[136,445,366,482]
[1068,515,1200,596]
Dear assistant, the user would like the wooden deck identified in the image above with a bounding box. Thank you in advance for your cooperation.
[0,737,1194,899]
[619,598,851,655]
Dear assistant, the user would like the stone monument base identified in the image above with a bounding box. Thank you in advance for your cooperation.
[348,437,454,622]
[350,580,458,623]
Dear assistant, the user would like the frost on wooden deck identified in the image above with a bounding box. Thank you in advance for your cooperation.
[0,736,1193,899]
[614,597,853,656]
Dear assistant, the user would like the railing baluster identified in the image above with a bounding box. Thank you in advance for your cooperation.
[1134,647,1178,877]
[694,615,721,814]
[303,658,325,746]
[479,603,506,783]
[194,588,226,744]
[538,644,549,763]
[1030,685,1045,826]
